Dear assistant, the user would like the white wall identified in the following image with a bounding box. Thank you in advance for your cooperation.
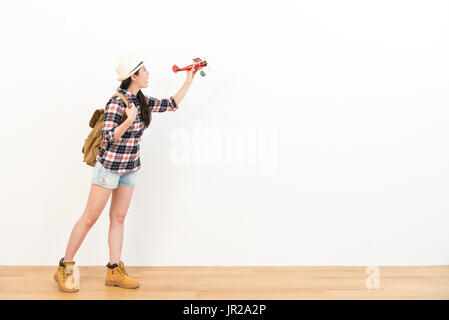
[0,0,448,266]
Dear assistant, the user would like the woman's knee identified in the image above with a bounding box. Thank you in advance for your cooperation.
[110,212,127,224]
[82,211,101,227]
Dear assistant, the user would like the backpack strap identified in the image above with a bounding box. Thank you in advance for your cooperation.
[112,91,130,123]
[113,92,129,108]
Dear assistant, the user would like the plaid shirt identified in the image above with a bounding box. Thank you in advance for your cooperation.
[96,87,178,174]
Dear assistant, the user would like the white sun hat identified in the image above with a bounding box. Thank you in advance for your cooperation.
[115,52,148,81]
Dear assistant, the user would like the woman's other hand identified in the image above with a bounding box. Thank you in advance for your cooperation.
[125,102,138,122]
[186,65,199,83]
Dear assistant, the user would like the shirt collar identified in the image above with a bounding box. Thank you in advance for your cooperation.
[117,87,138,99]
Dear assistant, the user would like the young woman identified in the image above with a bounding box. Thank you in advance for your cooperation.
[53,53,198,293]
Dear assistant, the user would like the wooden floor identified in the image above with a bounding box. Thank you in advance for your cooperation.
[1,265,448,300]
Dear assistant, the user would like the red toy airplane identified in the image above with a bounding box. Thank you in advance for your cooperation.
[172,57,209,77]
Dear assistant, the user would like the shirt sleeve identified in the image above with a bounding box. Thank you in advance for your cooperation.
[102,97,126,146]
[146,95,178,112]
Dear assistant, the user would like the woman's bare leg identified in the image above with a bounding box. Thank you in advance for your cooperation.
[64,184,113,261]
[108,185,135,265]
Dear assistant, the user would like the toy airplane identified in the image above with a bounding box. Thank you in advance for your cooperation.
[172,57,210,77]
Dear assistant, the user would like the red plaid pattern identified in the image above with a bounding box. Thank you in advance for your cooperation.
[96,87,178,174]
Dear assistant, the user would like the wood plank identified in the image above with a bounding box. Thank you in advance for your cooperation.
[0,265,447,300]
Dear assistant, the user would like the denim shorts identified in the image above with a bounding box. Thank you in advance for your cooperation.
[91,160,139,189]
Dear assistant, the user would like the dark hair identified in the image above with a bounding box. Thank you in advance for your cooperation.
[119,66,151,128]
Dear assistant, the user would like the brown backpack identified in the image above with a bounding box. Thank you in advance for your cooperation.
[82,92,129,167]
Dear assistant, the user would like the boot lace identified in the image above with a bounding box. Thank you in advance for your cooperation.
[113,267,126,278]
[121,266,129,276]
[61,266,73,281]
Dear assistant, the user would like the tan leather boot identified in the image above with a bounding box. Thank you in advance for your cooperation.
[53,257,80,293]
[105,261,140,289]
